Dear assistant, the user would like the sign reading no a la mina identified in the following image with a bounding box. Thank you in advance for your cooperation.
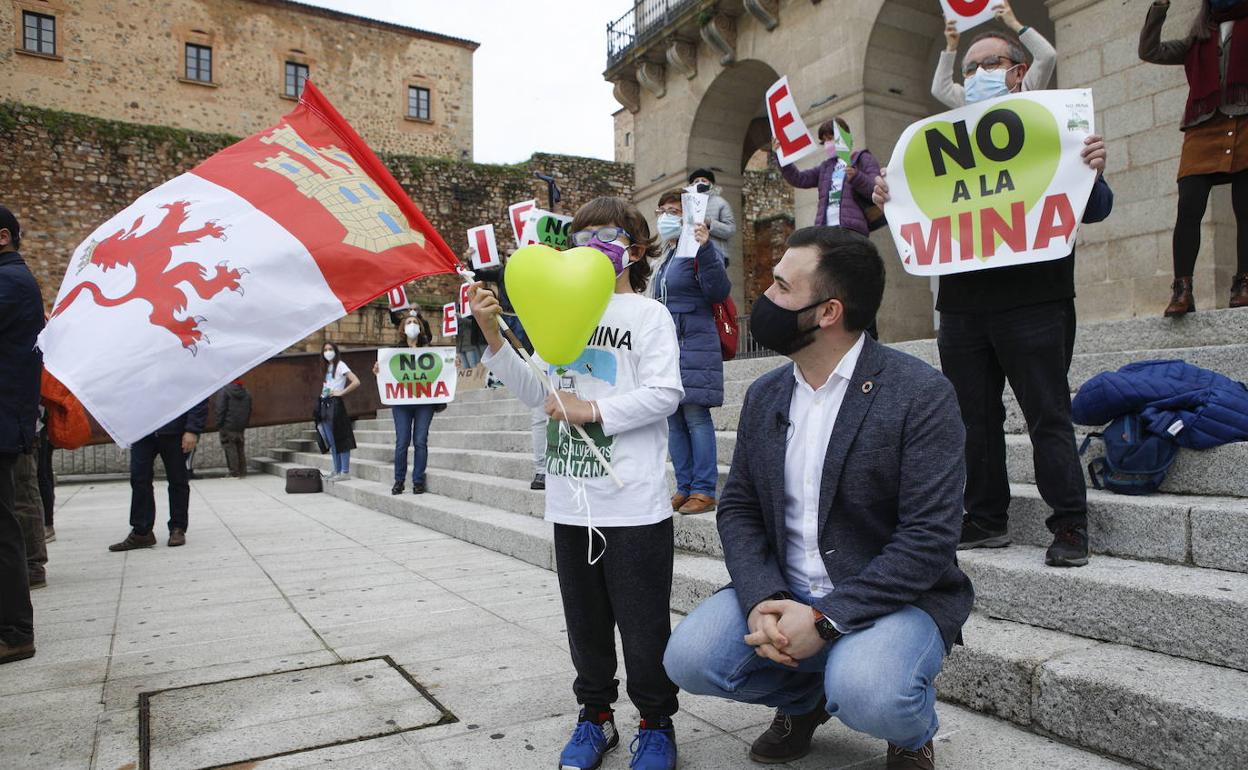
[882,89,1097,277]
[376,347,458,405]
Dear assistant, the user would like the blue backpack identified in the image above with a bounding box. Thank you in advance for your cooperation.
[1078,413,1179,496]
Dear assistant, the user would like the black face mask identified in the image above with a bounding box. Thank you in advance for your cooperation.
[695,183,711,194]
[749,293,831,356]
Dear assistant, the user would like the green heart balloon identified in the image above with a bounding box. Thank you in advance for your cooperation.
[902,98,1060,260]
[505,244,616,366]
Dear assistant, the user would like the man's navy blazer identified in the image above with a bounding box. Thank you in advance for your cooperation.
[717,334,974,652]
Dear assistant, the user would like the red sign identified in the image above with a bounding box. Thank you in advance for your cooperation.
[765,76,816,166]
[468,224,500,270]
[442,302,458,336]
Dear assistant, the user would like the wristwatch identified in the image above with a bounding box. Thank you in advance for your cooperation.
[811,608,843,642]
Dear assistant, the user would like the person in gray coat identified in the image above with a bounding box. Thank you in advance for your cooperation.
[688,169,737,264]
[663,227,972,770]
[216,380,252,478]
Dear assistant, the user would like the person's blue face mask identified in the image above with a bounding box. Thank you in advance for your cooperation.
[964,66,1012,103]
[657,213,682,242]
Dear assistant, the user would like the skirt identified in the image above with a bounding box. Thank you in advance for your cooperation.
[1178,112,1248,180]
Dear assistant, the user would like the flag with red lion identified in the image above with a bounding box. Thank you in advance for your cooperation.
[39,81,461,446]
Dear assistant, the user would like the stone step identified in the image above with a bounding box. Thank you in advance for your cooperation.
[292,433,1248,575]
[251,455,1248,770]
[958,545,1248,672]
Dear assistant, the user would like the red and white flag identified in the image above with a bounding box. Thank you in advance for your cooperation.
[38,81,460,446]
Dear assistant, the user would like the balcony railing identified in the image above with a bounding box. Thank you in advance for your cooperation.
[606,0,702,68]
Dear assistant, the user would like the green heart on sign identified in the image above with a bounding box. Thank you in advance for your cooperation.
[902,98,1060,259]
[505,244,616,366]
[389,350,443,384]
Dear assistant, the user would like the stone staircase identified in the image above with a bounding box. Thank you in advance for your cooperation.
[256,308,1248,770]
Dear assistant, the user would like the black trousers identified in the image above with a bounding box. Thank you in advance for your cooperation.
[553,519,679,719]
[0,453,34,646]
[937,299,1087,533]
[37,430,54,527]
[129,433,190,535]
[1173,171,1248,277]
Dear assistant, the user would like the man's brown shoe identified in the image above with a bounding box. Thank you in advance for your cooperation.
[108,532,156,552]
[678,493,716,515]
[0,640,35,664]
[887,740,935,769]
[1231,273,1248,309]
[1164,277,1195,317]
[168,529,186,547]
[671,493,689,511]
[749,698,831,763]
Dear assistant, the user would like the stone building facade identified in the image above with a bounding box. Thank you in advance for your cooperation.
[0,0,476,157]
[606,0,1230,341]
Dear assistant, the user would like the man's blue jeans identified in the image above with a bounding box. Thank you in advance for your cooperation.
[663,588,944,751]
[667,404,717,497]
[392,404,435,484]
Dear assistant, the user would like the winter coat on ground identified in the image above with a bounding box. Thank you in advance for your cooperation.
[651,239,732,407]
[1072,359,1248,450]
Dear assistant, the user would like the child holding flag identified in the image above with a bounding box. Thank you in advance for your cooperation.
[469,196,683,770]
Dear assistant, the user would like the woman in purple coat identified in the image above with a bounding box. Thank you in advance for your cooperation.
[650,191,732,515]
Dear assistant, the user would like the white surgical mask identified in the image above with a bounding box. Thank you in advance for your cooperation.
[964,66,1013,103]
[657,213,682,242]
[404,323,420,340]
[323,350,335,362]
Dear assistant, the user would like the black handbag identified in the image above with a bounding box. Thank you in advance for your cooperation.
[285,467,322,494]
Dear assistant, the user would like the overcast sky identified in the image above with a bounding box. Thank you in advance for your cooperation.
[300,0,634,164]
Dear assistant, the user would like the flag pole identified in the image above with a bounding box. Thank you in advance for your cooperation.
[457,268,624,489]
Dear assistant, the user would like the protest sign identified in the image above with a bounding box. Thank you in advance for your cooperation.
[376,347,458,405]
[508,199,537,244]
[458,282,473,318]
[765,76,817,166]
[456,362,490,392]
[882,89,1097,277]
[468,224,501,269]
[675,190,709,258]
[442,302,458,336]
[386,284,410,312]
[940,0,997,33]
[519,208,573,250]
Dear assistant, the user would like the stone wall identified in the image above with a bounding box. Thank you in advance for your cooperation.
[52,421,312,476]
[0,0,475,157]
[1,102,633,351]
[740,159,794,315]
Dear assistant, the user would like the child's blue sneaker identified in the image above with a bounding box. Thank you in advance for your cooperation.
[629,719,677,770]
[559,708,619,770]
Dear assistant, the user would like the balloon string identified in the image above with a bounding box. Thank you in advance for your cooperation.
[549,371,606,566]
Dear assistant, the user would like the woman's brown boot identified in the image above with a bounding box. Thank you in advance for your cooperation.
[1164,277,1195,317]
[1231,273,1248,309]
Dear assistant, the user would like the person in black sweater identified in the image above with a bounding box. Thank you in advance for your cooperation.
[875,136,1113,569]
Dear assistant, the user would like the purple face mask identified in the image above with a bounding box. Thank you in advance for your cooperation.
[587,237,632,275]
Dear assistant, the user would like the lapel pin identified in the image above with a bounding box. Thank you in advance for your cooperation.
[862,381,874,394]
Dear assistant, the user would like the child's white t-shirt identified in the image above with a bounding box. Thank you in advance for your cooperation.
[482,293,684,527]
[322,361,352,397]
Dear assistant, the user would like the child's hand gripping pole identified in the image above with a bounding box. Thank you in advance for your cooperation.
[457,268,624,489]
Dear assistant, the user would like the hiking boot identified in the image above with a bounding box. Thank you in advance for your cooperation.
[109,531,156,552]
[391,481,404,495]
[0,640,35,665]
[629,718,676,770]
[957,515,1010,550]
[670,493,688,511]
[1046,525,1089,567]
[888,740,935,769]
[412,482,427,495]
[1231,273,1248,309]
[749,698,831,763]
[1164,277,1195,317]
[44,526,55,543]
[28,571,46,590]
[678,493,716,515]
[168,529,186,547]
[559,707,618,770]
[531,473,546,491]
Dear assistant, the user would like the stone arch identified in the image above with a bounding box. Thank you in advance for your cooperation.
[861,0,1057,340]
